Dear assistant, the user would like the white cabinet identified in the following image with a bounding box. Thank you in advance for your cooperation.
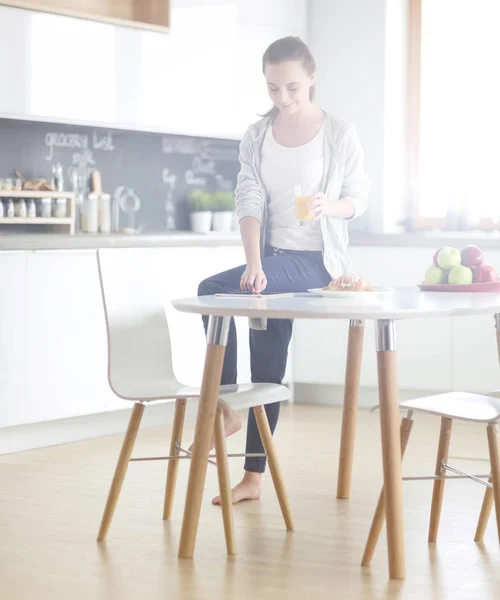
[0,1,308,138]
[0,245,269,427]
[0,252,27,427]
[451,315,500,393]
[22,250,123,425]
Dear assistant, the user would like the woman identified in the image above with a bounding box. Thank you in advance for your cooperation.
[197,36,369,505]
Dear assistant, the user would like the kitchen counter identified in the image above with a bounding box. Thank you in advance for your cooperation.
[0,230,499,251]
[0,232,243,251]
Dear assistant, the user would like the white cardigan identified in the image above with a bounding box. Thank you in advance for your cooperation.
[234,111,370,278]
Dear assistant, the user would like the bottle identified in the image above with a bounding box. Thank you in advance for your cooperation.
[98,193,111,233]
[82,193,98,233]
[0,199,4,218]
[52,163,64,192]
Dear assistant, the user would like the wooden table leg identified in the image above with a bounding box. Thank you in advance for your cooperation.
[362,414,413,566]
[496,314,500,366]
[376,319,405,580]
[337,319,364,499]
[178,316,230,559]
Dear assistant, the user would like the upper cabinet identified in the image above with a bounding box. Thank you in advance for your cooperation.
[0,0,170,32]
[0,0,307,138]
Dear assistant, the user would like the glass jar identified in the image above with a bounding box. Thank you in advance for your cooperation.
[40,197,52,218]
[27,199,36,218]
[3,177,13,191]
[14,199,27,218]
[6,198,14,218]
[14,178,23,191]
[53,198,68,218]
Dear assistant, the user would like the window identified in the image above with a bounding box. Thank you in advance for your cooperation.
[411,0,500,229]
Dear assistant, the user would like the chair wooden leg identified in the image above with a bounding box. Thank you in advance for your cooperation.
[214,408,236,555]
[475,477,494,542]
[486,422,500,542]
[428,416,453,543]
[253,405,294,531]
[163,398,187,520]
[362,415,414,566]
[97,402,144,542]
[337,320,364,499]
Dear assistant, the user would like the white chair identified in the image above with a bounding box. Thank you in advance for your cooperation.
[362,391,500,567]
[95,248,293,552]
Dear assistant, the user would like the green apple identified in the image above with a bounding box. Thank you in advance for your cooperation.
[424,265,446,285]
[437,246,461,270]
[448,265,473,285]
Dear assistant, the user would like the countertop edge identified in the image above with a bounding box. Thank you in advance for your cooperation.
[0,231,499,251]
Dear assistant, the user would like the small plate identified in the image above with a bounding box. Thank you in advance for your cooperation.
[418,282,500,293]
[307,287,392,301]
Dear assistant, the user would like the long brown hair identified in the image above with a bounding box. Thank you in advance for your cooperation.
[261,37,317,118]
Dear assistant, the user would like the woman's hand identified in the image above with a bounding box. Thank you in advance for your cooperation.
[240,263,267,294]
[311,192,355,220]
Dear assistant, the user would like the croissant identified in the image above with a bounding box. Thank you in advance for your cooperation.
[323,274,372,292]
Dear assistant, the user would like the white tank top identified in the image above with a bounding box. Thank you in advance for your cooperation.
[260,122,325,251]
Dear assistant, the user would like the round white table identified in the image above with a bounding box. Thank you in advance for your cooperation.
[172,288,500,579]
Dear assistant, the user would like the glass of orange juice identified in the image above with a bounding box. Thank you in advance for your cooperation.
[294,185,314,226]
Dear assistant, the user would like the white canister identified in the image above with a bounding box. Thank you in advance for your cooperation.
[98,193,111,233]
[82,193,99,233]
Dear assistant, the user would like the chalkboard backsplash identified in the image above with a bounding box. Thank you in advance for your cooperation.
[0,118,240,232]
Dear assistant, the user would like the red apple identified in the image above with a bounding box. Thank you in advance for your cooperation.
[433,249,440,267]
[461,245,484,268]
[473,264,499,283]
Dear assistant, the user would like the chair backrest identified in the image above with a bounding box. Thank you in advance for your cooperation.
[97,248,177,399]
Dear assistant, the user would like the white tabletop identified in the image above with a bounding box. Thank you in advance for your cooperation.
[172,288,500,321]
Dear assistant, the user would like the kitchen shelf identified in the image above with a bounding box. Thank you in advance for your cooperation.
[0,191,76,233]
[0,190,75,199]
[0,1,170,33]
[0,217,73,225]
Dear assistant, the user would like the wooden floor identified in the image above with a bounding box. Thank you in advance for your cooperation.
[1,404,499,600]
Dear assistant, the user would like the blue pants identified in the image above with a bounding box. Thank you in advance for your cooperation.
[197,246,330,472]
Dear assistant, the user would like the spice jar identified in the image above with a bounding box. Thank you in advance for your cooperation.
[53,197,68,218]
[27,199,36,218]
[6,198,14,218]
[14,199,27,218]
[40,197,52,218]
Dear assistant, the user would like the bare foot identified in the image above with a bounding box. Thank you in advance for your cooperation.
[188,406,242,452]
[212,472,262,505]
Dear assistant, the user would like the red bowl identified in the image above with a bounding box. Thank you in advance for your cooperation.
[418,281,500,293]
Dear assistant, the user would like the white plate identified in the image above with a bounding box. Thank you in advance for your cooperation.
[307,288,392,301]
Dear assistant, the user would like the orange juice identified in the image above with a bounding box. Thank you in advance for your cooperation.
[295,195,314,222]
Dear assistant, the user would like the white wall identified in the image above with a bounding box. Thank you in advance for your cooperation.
[0,0,308,138]
[308,0,409,233]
